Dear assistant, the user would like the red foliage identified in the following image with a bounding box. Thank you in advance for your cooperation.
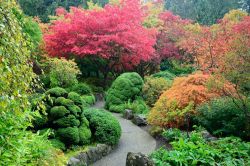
[156,11,191,59]
[44,0,157,71]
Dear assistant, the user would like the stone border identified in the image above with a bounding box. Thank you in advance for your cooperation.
[67,144,115,166]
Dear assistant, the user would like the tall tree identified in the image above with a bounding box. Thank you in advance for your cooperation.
[164,0,242,25]
[18,0,109,22]
[44,0,157,80]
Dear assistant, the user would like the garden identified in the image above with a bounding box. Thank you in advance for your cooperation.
[1,0,250,165]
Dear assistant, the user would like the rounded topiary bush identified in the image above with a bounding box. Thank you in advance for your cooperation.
[33,87,92,146]
[195,98,250,140]
[83,108,121,145]
[105,72,144,112]
[148,74,236,128]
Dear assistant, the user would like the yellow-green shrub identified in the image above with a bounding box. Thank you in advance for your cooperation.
[143,77,172,107]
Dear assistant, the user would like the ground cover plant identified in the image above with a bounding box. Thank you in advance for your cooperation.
[151,129,250,166]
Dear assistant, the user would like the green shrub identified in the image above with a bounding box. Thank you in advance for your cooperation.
[83,108,121,145]
[55,97,74,108]
[46,87,68,97]
[50,106,69,119]
[195,98,250,140]
[143,77,172,107]
[105,72,144,112]
[56,127,80,145]
[122,98,149,115]
[40,58,80,89]
[151,131,250,166]
[68,105,82,117]
[160,59,195,76]
[50,139,66,151]
[82,95,96,105]
[53,115,80,128]
[79,125,92,145]
[32,88,93,147]
[152,70,176,81]
[68,92,84,105]
[69,83,92,95]
[0,2,64,165]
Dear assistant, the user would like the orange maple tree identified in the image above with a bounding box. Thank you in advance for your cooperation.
[147,73,236,128]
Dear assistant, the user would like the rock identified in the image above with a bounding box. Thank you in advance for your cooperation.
[67,157,81,166]
[126,152,154,166]
[201,130,217,141]
[132,115,147,126]
[123,109,134,120]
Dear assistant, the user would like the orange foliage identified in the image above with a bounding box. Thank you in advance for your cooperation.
[147,73,236,128]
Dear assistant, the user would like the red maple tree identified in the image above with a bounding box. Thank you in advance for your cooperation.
[44,0,157,71]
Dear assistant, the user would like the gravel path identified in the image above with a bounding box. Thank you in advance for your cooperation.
[91,101,156,166]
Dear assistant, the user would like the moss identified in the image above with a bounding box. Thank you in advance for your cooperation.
[55,97,74,108]
[50,139,66,151]
[78,125,92,145]
[53,115,80,128]
[46,87,68,97]
[81,95,95,105]
[50,106,69,119]
[56,127,80,145]
[68,105,81,117]
[68,92,84,105]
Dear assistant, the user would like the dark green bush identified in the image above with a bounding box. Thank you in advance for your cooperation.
[50,106,69,119]
[83,108,121,145]
[53,115,80,128]
[70,83,92,95]
[32,87,93,146]
[56,127,80,145]
[79,125,92,145]
[68,105,82,117]
[105,72,144,112]
[151,130,250,166]
[152,70,176,81]
[195,98,250,140]
[68,92,84,105]
[160,59,195,76]
[55,97,74,108]
[46,87,68,97]
[50,139,66,151]
[81,95,96,105]
[122,98,149,115]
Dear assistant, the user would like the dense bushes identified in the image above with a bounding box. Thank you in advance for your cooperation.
[0,1,64,165]
[143,77,172,107]
[148,73,236,128]
[40,58,80,89]
[83,108,122,145]
[151,130,250,165]
[69,83,92,95]
[34,87,92,147]
[105,72,144,112]
[195,98,250,140]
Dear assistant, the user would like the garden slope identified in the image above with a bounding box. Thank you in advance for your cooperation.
[92,100,156,166]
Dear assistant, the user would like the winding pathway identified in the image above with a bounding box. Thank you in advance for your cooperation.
[92,100,156,166]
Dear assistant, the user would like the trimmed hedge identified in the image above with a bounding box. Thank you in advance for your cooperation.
[83,108,121,145]
[105,72,144,112]
[33,87,92,146]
